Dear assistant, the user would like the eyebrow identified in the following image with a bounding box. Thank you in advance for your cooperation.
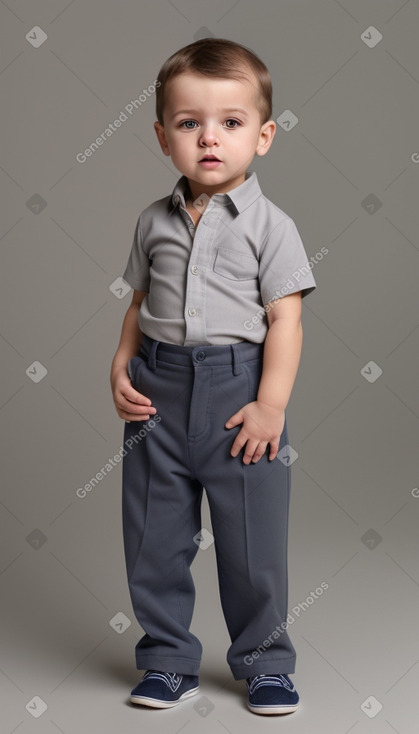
[170,108,249,121]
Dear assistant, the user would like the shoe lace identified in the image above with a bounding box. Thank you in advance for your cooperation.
[248,673,294,691]
[144,670,182,690]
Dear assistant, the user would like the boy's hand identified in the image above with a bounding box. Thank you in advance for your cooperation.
[110,366,157,422]
[225,400,285,464]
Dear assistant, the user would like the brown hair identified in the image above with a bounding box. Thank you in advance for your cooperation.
[155,38,272,126]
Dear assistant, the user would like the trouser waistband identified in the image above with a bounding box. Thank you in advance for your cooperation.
[139,333,264,375]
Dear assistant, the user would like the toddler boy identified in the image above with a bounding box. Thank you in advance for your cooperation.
[110,37,317,715]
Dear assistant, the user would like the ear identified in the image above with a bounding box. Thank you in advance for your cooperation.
[154,121,171,156]
[255,120,276,157]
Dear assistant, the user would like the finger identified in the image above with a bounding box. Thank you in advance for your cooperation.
[122,410,150,422]
[229,431,247,457]
[126,387,153,407]
[242,439,261,464]
[124,391,156,414]
[225,410,242,429]
[250,441,269,464]
[268,442,280,461]
[120,401,154,421]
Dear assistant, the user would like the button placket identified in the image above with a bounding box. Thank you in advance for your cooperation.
[184,210,219,345]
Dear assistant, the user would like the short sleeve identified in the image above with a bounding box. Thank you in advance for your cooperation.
[259,217,317,306]
[122,215,150,292]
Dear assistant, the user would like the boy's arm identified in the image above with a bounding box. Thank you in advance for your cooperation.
[257,291,303,411]
[111,289,148,376]
[225,291,303,464]
[110,289,157,422]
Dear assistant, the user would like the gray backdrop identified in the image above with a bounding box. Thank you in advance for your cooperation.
[1,1,418,732]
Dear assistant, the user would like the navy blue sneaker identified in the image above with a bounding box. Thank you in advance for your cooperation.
[129,669,200,708]
[246,673,299,715]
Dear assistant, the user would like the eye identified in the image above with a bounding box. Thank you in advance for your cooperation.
[179,120,198,129]
[224,119,240,128]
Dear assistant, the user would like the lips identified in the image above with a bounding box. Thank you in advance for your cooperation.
[199,155,221,162]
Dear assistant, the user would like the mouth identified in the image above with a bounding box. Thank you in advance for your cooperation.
[199,155,221,162]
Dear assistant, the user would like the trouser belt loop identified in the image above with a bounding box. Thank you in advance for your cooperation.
[230,343,242,375]
[147,340,159,371]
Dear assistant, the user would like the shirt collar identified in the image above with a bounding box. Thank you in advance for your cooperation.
[168,170,262,216]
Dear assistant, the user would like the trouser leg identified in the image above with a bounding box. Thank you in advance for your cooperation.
[191,355,297,681]
[121,350,203,676]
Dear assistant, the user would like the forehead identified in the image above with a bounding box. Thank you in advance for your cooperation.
[164,71,259,111]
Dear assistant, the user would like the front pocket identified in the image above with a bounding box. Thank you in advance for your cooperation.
[128,355,146,387]
[213,247,259,281]
[127,358,135,381]
[242,359,263,402]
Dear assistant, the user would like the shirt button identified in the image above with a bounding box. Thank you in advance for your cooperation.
[191,265,199,275]
[188,307,197,317]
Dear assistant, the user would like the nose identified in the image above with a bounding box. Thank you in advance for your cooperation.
[199,125,219,147]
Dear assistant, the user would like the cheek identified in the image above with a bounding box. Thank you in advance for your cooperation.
[230,131,256,150]
[169,135,192,155]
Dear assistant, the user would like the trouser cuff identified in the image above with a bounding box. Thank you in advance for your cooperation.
[231,656,296,680]
[136,653,201,677]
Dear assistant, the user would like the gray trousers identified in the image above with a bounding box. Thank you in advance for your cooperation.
[122,334,296,681]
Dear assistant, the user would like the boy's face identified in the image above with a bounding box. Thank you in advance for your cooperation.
[154,70,276,200]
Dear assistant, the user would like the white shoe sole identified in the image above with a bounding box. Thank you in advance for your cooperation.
[130,685,199,708]
[248,701,299,715]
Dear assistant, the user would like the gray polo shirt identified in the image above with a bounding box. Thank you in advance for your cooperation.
[122,170,317,346]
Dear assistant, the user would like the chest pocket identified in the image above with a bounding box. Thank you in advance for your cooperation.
[213,247,259,281]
